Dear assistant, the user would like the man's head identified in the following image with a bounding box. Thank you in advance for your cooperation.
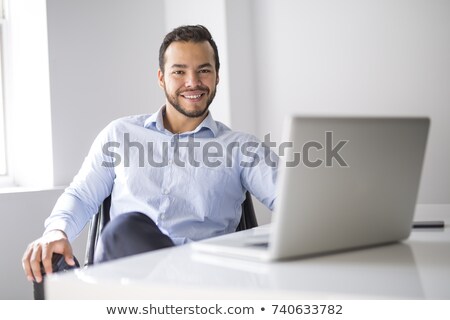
[159,25,220,74]
[158,25,220,120]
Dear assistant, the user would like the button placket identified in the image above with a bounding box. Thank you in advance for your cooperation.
[159,136,175,222]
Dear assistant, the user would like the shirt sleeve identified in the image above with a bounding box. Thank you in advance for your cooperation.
[44,123,116,242]
[239,135,279,211]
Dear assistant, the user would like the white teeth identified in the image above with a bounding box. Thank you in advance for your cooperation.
[184,94,202,99]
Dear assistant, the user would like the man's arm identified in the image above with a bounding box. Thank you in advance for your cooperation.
[45,123,116,240]
[22,122,117,282]
[239,134,279,210]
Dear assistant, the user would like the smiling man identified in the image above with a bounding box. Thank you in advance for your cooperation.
[22,25,278,283]
[160,40,218,125]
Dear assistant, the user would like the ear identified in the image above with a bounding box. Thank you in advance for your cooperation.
[157,69,165,88]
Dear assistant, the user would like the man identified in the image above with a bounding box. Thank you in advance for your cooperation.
[22,25,278,283]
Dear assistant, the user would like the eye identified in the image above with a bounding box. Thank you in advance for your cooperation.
[199,69,211,74]
[172,70,184,75]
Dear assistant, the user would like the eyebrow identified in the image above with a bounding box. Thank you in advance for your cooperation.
[198,63,213,69]
[170,64,188,69]
[170,63,213,69]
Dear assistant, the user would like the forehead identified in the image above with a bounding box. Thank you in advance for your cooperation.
[164,41,215,68]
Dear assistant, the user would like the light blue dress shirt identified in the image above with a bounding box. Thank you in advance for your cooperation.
[45,106,278,245]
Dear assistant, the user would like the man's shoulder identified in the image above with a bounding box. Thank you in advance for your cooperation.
[214,121,260,142]
[102,114,151,132]
[95,114,152,141]
[109,114,151,127]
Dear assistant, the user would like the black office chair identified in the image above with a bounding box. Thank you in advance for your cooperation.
[34,191,257,299]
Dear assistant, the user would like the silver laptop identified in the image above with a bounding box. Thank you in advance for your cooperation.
[192,116,430,261]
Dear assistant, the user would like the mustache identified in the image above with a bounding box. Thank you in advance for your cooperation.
[177,86,210,94]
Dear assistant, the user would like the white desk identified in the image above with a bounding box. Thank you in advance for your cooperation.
[46,204,450,299]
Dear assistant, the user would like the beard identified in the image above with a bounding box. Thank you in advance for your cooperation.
[164,85,217,118]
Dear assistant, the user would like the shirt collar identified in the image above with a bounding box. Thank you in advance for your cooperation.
[144,105,166,132]
[144,105,218,137]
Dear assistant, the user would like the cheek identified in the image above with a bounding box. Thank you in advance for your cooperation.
[165,77,183,88]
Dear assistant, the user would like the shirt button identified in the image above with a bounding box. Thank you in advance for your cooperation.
[168,159,173,165]
[162,189,169,195]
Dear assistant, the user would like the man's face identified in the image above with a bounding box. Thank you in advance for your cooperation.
[158,41,219,118]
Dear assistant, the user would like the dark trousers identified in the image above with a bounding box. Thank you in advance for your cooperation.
[94,212,175,263]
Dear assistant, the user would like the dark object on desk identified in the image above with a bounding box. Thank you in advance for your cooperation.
[412,221,445,229]
[33,191,257,299]
[33,253,80,300]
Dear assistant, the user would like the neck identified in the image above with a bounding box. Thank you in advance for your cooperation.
[163,105,208,134]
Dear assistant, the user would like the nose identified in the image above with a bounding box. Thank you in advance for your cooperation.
[185,71,202,88]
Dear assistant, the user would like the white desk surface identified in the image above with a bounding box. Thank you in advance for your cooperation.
[46,204,450,299]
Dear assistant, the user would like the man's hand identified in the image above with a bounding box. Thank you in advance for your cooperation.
[22,230,75,283]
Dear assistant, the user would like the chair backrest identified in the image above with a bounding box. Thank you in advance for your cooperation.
[84,195,111,266]
[84,191,258,266]
[236,191,258,232]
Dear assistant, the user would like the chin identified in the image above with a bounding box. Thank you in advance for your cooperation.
[175,104,209,118]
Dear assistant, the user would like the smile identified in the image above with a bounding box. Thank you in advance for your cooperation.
[180,91,206,101]
[183,94,203,99]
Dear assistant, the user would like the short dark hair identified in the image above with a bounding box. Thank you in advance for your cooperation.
[159,25,220,73]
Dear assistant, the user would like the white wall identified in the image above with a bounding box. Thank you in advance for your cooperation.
[226,0,257,135]
[252,0,450,203]
[47,0,166,186]
[0,188,88,299]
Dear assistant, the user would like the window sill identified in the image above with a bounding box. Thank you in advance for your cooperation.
[0,185,66,195]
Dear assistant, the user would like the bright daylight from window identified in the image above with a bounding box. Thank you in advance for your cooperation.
[0,0,6,175]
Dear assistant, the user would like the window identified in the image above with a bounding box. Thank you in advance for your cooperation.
[0,0,6,176]
[0,0,54,188]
